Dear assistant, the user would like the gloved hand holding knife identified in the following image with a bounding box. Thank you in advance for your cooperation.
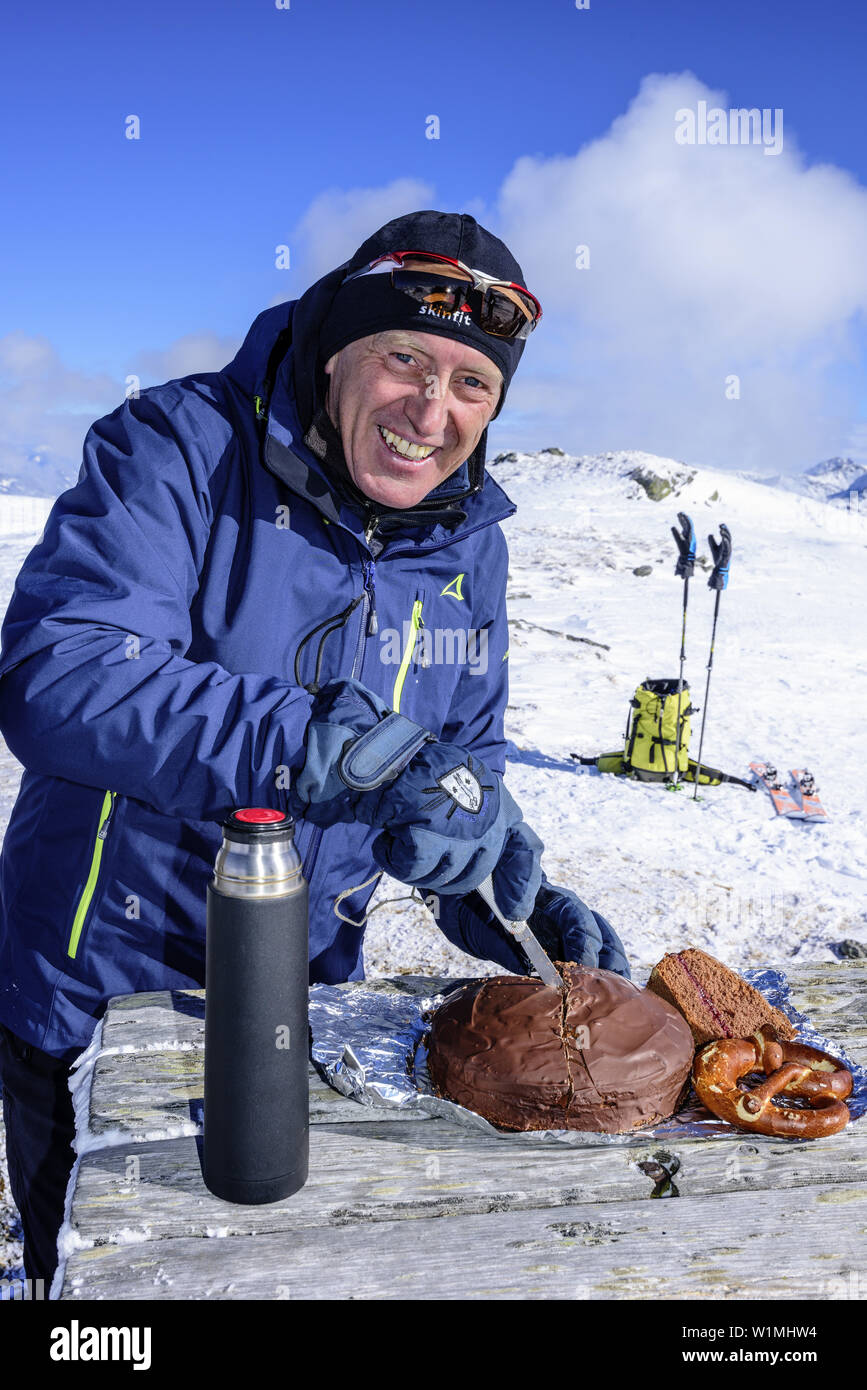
[289,677,631,982]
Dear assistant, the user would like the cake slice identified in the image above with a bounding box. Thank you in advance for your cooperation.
[645,948,795,1047]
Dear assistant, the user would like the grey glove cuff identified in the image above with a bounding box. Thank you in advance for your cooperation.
[338,713,433,792]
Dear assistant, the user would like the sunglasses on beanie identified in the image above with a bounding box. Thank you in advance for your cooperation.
[343,250,542,341]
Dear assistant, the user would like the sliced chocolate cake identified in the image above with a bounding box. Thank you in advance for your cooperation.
[646,948,795,1047]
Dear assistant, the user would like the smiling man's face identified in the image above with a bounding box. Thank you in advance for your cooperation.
[322,261,504,508]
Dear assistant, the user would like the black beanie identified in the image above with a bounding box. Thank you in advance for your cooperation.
[291,211,532,434]
[317,211,530,418]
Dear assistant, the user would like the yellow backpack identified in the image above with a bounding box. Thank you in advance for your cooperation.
[574,678,755,789]
[624,678,692,780]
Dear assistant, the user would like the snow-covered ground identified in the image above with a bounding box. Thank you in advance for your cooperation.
[1,457,866,1278]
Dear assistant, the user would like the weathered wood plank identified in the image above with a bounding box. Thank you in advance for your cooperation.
[63,1113,867,1254]
[59,1179,867,1300]
[82,1051,430,1145]
[97,976,444,1054]
[98,989,205,1052]
[772,964,867,1040]
[84,964,865,1145]
[86,983,438,1140]
[59,963,867,1299]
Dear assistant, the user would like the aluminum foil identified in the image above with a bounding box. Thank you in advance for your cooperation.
[309,968,867,1145]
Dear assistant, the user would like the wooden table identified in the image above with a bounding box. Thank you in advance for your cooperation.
[56,962,867,1300]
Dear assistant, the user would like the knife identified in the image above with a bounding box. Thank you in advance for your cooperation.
[475,874,565,992]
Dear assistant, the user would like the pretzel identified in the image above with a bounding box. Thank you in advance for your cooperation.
[693,1025,852,1139]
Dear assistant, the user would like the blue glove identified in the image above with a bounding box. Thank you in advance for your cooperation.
[527,878,631,979]
[289,678,430,825]
[434,891,528,975]
[434,876,631,980]
[289,678,543,919]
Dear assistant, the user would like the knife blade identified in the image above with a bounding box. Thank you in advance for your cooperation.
[475,874,565,992]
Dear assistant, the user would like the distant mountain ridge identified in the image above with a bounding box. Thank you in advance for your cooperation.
[738,456,866,501]
[489,448,866,508]
[1,441,864,506]
[0,449,77,499]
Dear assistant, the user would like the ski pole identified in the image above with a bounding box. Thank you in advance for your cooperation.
[693,524,731,800]
[670,513,695,787]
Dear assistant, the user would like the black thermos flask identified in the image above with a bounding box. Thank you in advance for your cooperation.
[203,807,309,1204]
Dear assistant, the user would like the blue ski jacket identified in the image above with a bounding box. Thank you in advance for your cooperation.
[0,300,517,1059]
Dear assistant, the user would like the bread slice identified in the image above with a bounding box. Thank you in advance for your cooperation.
[646,947,795,1047]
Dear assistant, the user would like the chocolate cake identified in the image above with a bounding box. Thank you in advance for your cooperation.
[426,962,694,1133]
[646,948,795,1047]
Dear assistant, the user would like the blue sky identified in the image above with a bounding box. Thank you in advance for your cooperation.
[2,0,866,482]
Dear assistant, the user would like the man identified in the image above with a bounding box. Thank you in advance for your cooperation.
[0,209,628,1284]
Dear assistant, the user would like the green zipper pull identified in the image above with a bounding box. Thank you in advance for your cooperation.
[98,792,117,839]
[415,611,430,667]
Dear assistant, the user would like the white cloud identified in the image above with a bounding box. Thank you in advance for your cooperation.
[292,177,435,283]
[0,331,243,493]
[278,80,867,472]
[6,79,867,487]
[136,333,241,383]
[486,72,867,471]
[0,333,58,375]
[0,333,121,492]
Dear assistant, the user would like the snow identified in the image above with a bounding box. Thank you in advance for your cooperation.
[1,451,866,1283]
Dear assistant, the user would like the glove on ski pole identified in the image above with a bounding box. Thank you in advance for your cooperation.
[671,511,696,581]
[708,523,731,592]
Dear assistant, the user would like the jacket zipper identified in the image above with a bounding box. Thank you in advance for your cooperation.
[362,559,378,635]
[302,524,378,886]
[392,597,425,713]
[67,790,117,960]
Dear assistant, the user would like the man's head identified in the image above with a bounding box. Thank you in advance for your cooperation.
[293,212,538,510]
[323,257,511,508]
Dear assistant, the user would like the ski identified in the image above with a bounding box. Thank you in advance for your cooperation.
[749,761,804,818]
[791,768,829,821]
